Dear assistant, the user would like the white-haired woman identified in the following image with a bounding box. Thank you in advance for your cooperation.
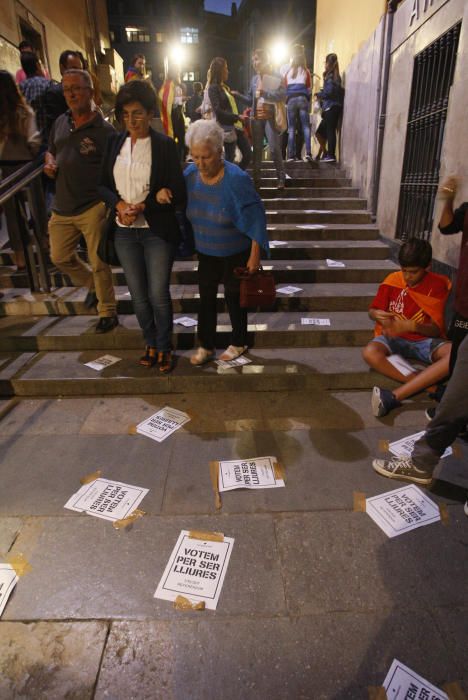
[184,119,269,365]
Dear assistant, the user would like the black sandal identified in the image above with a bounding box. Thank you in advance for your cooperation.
[139,346,158,367]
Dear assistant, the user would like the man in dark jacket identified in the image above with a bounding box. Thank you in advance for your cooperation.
[44,50,84,139]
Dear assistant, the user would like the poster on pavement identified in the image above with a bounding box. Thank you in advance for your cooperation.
[389,431,452,459]
[174,317,198,327]
[382,658,448,699]
[326,258,346,267]
[276,286,303,295]
[218,456,285,492]
[301,318,331,325]
[215,356,252,369]
[366,485,440,538]
[84,354,121,371]
[137,406,190,443]
[0,563,18,617]
[387,354,416,376]
[154,530,234,610]
[64,478,149,522]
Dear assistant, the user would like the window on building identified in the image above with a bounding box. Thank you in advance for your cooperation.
[126,27,150,43]
[396,23,461,241]
[155,32,164,43]
[180,27,199,44]
[109,27,121,43]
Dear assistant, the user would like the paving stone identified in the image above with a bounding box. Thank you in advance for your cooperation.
[0,398,95,435]
[0,434,172,516]
[94,611,457,700]
[0,621,107,699]
[0,517,22,553]
[3,514,284,620]
[431,607,468,684]
[275,510,468,616]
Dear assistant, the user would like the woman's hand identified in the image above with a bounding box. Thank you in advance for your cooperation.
[156,188,173,204]
[246,241,261,274]
[116,200,137,226]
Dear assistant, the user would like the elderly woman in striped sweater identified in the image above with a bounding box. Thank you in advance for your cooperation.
[183,119,269,365]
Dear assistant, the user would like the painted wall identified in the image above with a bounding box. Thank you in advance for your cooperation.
[0,0,111,80]
[378,0,467,268]
[313,0,387,79]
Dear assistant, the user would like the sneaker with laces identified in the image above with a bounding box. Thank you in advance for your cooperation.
[371,386,402,417]
[322,154,336,162]
[372,457,434,485]
[304,154,313,162]
[190,347,215,366]
[219,344,248,361]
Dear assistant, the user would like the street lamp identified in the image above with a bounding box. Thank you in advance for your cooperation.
[270,39,289,66]
[170,44,187,66]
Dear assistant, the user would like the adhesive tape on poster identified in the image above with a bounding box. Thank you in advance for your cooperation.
[439,503,450,526]
[6,553,32,577]
[274,461,286,481]
[209,461,222,511]
[80,469,102,485]
[353,492,367,512]
[367,687,388,700]
[128,425,138,435]
[112,508,146,530]
[378,440,389,453]
[188,530,224,542]
[443,681,468,700]
[173,595,205,611]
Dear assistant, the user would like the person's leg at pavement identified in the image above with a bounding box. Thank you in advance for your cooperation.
[251,119,266,189]
[77,201,117,323]
[323,105,341,161]
[265,118,285,188]
[193,252,223,362]
[287,98,299,160]
[235,130,251,171]
[222,248,250,352]
[49,212,93,289]
[373,335,468,490]
[298,97,312,158]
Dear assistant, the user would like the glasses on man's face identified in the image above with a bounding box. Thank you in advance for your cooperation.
[63,85,89,94]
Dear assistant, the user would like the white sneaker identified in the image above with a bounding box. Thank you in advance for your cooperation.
[219,345,248,361]
[190,347,215,366]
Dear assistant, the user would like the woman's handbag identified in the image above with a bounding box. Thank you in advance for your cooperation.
[235,266,276,308]
[274,101,287,133]
[97,209,120,266]
[223,125,237,143]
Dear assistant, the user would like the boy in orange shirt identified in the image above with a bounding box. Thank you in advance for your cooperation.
[363,239,452,417]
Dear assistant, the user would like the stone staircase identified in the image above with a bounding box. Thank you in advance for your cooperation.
[0,160,398,397]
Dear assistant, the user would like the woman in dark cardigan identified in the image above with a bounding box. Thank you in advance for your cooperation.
[98,80,186,373]
[207,56,251,171]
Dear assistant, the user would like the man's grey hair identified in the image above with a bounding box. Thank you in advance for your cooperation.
[62,69,94,89]
[185,119,224,152]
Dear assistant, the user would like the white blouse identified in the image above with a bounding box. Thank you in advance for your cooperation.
[113,136,151,228]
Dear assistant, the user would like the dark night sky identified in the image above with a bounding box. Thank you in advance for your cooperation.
[204,0,241,15]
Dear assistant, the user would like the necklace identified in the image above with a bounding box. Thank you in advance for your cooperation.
[199,164,225,186]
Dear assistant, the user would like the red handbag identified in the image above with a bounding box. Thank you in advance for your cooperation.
[235,267,276,308]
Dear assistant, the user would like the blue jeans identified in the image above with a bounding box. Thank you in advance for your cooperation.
[251,118,285,184]
[287,96,311,158]
[114,227,175,351]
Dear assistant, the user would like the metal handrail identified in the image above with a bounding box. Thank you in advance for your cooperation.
[0,156,50,292]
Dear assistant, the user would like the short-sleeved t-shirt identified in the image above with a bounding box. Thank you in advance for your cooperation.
[370,272,449,341]
[49,111,114,216]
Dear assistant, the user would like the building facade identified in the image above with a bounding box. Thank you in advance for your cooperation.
[338,0,466,274]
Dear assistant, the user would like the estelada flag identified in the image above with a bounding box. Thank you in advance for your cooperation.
[158,80,175,139]
[374,270,451,337]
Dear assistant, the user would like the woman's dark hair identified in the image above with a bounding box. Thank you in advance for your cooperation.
[115,79,157,121]
[207,57,226,86]
[20,51,39,78]
[289,44,307,80]
[19,40,33,52]
[398,238,432,268]
[193,81,203,94]
[0,70,30,139]
[131,53,145,66]
[252,48,270,65]
[324,53,341,82]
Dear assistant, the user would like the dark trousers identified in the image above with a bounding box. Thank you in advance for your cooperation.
[448,312,468,375]
[197,248,250,349]
[412,335,468,470]
[225,129,252,171]
[322,105,342,158]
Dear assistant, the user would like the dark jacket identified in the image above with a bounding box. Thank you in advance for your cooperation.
[208,84,240,127]
[98,127,186,243]
[44,81,67,139]
[316,76,344,111]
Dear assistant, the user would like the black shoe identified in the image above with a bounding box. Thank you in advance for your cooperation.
[371,386,402,417]
[95,315,119,334]
[425,406,436,421]
[84,290,98,310]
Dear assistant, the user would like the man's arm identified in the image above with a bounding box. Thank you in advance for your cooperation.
[438,177,467,233]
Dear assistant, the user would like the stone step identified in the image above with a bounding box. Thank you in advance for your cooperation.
[261,177,351,187]
[266,224,380,240]
[261,187,360,198]
[0,311,374,353]
[0,282,379,316]
[264,198,368,211]
[0,346,388,397]
[266,210,371,224]
[0,259,397,293]
[257,167,343,177]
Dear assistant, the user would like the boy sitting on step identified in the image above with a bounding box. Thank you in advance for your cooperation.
[362,238,452,417]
